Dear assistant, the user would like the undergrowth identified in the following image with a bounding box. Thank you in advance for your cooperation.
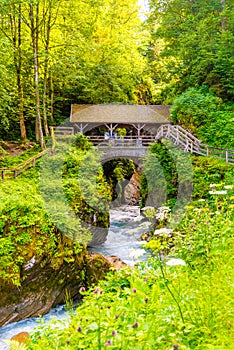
[27,183,234,349]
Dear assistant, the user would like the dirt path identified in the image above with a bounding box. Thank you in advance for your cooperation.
[0,141,35,157]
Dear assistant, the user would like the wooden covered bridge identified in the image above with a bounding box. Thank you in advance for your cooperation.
[52,104,234,164]
[1,104,234,181]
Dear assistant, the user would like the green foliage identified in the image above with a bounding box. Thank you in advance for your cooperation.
[141,140,193,210]
[0,0,154,140]
[170,88,234,148]
[198,109,234,148]
[0,138,112,285]
[0,179,55,285]
[175,185,234,268]
[74,133,92,151]
[103,159,135,201]
[141,141,234,213]
[171,88,222,133]
[147,0,234,102]
[28,194,234,348]
[192,156,234,199]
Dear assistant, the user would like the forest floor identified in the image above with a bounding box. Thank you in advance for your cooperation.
[0,141,35,157]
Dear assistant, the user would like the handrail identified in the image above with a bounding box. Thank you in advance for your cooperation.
[0,150,48,181]
[155,124,234,164]
[1,124,233,181]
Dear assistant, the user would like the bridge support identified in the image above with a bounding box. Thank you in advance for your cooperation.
[104,123,118,137]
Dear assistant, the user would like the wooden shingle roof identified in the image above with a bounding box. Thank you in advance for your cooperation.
[70,104,171,124]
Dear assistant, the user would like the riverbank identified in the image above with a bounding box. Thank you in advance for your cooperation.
[13,189,234,349]
[0,205,151,348]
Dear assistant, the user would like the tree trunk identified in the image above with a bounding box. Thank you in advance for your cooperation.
[42,5,52,137]
[50,73,54,122]
[221,0,226,30]
[43,65,49,136]
[17,5,27,140]
[29,4,44,148]
[9,4,27,140]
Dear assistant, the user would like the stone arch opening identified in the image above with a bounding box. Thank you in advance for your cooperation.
[102,157,143,207]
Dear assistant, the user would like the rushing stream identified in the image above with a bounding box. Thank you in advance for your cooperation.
[0,205,151,349]
[89,205,151,265]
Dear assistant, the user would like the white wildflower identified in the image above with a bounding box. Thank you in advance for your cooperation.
[155,212,166,220]
[141,206,155,211]
[158,206,171,212]
[224,185,233,189]
[166,258,186,266]
[154,228,173,236]
[209,190,227,195]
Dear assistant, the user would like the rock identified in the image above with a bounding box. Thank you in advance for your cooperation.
[124,172,140,205]
[106,256,128,270]
[139,221,152,229]
[0,251,113,327]
[87,225,109,246]
[133,215,145,222]
[11,331,30,344]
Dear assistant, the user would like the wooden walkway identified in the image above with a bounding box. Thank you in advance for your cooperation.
[1,124,233,181]
[155,124,234,164]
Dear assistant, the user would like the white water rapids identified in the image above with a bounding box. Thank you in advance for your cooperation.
[0,206,151,349]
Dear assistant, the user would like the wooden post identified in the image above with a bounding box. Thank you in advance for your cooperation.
[132,123,145,139]
[226,150,228,163]
[74,123,88,134]
[1,170,4,181]
[104,123,118,137]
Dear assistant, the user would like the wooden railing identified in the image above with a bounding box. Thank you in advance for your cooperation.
[50,126,74,136]
[0,150,48,181]
[1,124,233,181]
[155,124,234,164]
[87,135,155,147]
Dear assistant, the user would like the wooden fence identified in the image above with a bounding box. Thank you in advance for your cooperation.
[0,150,48,181]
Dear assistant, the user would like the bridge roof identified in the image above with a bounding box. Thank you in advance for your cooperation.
[70,104,171,124]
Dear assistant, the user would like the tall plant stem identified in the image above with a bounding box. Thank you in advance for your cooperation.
[159,261,185,325]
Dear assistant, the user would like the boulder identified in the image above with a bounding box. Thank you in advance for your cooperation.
[124,172,140,205]
[0,251,113,327]
[106,255,128,270]
[11,331,30,344]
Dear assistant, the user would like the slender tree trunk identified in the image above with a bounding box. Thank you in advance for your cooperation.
[43,0,60,126]
[29,4,44,148]
[50,73,54,122]
[42,6,51,137]
[43,63,49,136]
[18,72,26,140]
[221,0,226,30]
[17,5,27,140]
[9,4,27,140]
